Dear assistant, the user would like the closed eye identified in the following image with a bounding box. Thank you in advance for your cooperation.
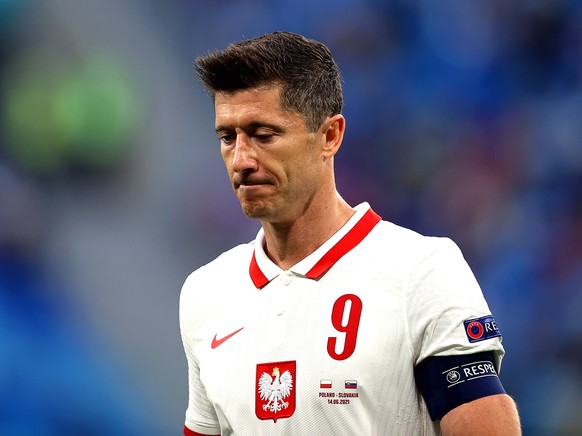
[254,133,275,143]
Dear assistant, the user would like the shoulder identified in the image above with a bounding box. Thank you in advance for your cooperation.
[180,241,255,302]
[366,219,461,267]
[183,240,255,284]
[179,240,257,335]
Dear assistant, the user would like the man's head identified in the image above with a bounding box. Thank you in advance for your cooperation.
[195,31,343,132]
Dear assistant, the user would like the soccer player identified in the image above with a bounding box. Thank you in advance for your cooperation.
[180,31,521,435]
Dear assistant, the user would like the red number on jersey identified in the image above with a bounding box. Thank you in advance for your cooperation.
[327,294,362,360]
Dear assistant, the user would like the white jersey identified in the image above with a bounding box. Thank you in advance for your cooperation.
[180,202,504,435]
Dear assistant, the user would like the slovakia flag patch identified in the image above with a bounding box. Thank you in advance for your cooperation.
[463,315,501,343]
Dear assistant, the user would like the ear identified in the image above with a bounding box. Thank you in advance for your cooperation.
[321,114,346,159]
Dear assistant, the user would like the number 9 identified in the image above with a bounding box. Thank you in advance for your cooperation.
[327,294,362,360]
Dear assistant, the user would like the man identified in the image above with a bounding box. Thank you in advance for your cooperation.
[180,31,521,435]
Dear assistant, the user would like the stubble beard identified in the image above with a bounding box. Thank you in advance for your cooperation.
[239,197,275,221]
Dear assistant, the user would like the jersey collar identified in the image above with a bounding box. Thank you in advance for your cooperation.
[249,203,381,288]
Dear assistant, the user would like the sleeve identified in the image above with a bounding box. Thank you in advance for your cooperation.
[407,237,504,366]
[407,238,506,419]
[180,277,221,435]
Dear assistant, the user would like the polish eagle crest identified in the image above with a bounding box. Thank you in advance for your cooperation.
[258,366,293,413]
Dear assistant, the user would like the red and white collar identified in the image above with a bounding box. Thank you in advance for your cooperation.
[249,202,381,288]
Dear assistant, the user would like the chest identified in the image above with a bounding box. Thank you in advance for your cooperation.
[192,270,415,424]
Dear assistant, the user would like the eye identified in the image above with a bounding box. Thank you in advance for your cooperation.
[218,133,235,145]
[255,134,272,141]
[253,132,276,144]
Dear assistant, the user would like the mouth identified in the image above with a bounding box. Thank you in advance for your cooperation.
[236,182,272,192]
[234,179,275,200]
[234,175,274,190]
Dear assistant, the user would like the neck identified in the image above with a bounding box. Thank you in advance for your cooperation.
[261,193,355,270]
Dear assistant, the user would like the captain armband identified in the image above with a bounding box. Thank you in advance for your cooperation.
[414,351,506,421]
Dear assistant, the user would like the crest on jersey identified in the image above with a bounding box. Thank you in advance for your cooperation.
[255,360,296,422]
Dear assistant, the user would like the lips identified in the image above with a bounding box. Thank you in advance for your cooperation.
[236,183,273,197]
[233,175,273,189]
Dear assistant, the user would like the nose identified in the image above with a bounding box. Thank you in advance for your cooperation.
[230,134,258,174]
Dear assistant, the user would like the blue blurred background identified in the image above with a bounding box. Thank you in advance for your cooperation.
[1,0,581,434]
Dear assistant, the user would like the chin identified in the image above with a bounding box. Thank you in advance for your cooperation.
[241,197,292,222]
[241,202,273,220]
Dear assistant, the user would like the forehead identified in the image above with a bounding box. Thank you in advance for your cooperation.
[215,85,280,114]
[214,85,303,129]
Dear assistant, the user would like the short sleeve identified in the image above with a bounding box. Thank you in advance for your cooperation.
[180,278,221,435]
[406,238,504,367]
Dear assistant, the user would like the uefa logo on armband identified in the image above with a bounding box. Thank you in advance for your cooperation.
[463,315,502,343]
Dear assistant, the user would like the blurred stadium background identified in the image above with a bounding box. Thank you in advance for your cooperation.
[1,0,581,434]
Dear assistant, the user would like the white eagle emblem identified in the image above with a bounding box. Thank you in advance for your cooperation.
[258,366,293,413]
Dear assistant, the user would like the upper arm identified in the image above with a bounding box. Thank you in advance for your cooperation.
[407,238,504,365]
[408,239,510,420]
[440,394,521,436]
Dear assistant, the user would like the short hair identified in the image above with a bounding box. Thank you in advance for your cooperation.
[194,31,343,132]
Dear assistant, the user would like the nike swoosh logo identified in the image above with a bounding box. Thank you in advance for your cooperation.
[211,327,244,349]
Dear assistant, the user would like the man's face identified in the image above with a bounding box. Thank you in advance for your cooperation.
[215,85,324,223]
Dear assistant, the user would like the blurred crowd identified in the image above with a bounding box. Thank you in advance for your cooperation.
[1,0,581,434]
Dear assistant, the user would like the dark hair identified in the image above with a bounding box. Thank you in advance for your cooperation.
[194,31,343,132]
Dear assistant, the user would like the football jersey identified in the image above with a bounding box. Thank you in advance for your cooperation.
[180,202,505,435]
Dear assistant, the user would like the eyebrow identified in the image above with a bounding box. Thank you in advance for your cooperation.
[215,121,286,135]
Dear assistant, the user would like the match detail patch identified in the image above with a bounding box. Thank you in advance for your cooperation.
[463,315,501,343]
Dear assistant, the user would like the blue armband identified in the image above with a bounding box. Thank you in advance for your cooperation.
[414,351,506,421]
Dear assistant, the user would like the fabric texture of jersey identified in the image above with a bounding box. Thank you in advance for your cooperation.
[179,203,505,435]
